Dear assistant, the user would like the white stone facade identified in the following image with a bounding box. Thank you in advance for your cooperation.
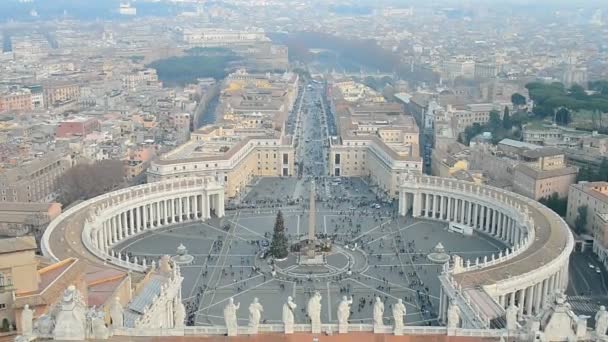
[398,175,573,327]
[42,177,224,271]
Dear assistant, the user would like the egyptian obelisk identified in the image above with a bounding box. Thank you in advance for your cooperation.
[308,180,316,243]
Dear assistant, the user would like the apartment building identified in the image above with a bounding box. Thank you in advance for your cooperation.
[567,182,608,234]
[0,202,62,237]
[511,147,578,200]
[42,82,80,107]
[0,88,32,113]
[328,81,423,198]
[0,151,74,203]
[147,71,298,198]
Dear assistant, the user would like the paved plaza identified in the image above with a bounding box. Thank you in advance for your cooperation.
[114,177,505,328]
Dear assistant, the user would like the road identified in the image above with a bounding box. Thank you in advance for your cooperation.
[294,82,329,179]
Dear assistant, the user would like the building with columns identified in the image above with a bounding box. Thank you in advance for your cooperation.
[147,71,298,198]
[398,175,572,329]
[32,171,589,340]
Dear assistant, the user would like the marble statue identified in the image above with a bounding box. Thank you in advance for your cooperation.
[91,310,110,339]
[20,304,34,336]
[392,299,407,336]
[373,296,385,331]
[34,314,55,335]
[282,296,297,334]
[248,298,264,334]
[506,303,519,330]
[159,255,172,274]
[53,285,87,341]
[447,301,461,329]
[85,306,97,338]
[14,336,28,342]
[596,305,608,337]
[307,291,322,333]
[337,296,353,333]
[174,297,186,329]
[224,297,240,336]
[109,297,124,328]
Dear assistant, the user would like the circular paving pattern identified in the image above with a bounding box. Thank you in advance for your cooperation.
[112,177,506,327]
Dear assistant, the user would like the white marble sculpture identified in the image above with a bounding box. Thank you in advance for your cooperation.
[392,299,407,336]
[337,296,353,333]
[248,297,264,334]
[506,303,519,330]
[373,296,385,332]
[307,291,322,334]
[224,297,240,337]
[282,296,297,334]
[109,297,124,328]
[34,313,55,336]
[20,304,34,336]
[91,310,110,339]
[447,301,461,329]
[174,297,186,329]
[53,285,87,341]
[596,306,608,337]
[159,255,172,274]
[85,306,96,338]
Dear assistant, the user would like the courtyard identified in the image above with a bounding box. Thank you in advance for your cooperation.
[114,177,505,328]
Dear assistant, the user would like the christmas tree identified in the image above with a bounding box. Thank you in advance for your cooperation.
[269,210,289,259]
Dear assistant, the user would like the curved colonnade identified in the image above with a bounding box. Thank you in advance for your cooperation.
[398,175,574,325]
[41,174,573,334]
[42,177,225,271]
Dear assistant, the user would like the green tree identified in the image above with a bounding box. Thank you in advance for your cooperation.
[539,192,567,216]
[269,211,289,259]
[598,158,608,181]
[503,106,512,129]
[574,205,588,234]
[511,93,526,106]
[577,165,598,182]
[555,107,571,125]
[489,110,502,131]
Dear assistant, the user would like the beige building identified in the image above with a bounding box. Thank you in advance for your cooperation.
[0,151,74,203]
[42,82,80,107]
[328,81,423,198]
[0,236,39,329]
[0,202,62,237]
[0,88,32,113]
[512,148,578,200]
[567,182,608,235]
[148,71,298,198]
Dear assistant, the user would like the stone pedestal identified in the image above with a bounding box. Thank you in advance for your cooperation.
[226,326,238,337]
[394,326,403,336]
[373,325,384,334]
[338,322,348,334]
[311,323,321,334]
[284,324,294,334]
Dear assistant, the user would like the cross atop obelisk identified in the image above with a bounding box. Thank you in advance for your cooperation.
[308,180,316,243]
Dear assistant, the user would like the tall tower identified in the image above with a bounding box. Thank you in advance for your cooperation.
[308,180,316,242]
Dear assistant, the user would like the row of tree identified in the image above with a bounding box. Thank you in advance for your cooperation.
[459,107,519,145]
[525,82,608,127]
[147,53,241,86]
[57,160,127,207]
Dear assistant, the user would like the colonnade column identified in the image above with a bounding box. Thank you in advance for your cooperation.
[446,197,452,221]
[425,193,431,218]
[518,289,525,315]
[473,203,479,228]
[525,286,533,314]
